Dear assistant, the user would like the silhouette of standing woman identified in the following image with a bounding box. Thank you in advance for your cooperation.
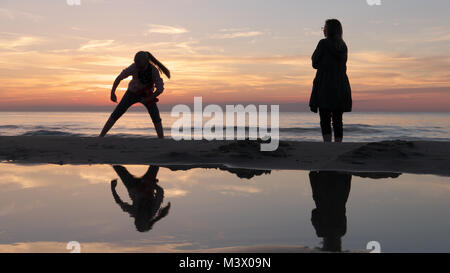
[309,171,351,252]
[99,51,170,138]
[309,19,352,142]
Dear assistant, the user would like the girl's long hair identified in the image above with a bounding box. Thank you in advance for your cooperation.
[325,19,346,50]
[134,51,171,79]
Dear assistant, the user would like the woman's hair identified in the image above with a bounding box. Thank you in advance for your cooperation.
[325,19,346,50]
[325,19,343,40]
[134,51,171,79]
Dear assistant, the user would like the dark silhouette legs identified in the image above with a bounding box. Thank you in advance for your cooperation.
[319,109,343,143]
[100,116,164,139]
[322,134,332,142]
[144,102,164,139]
[99,116,117,137]
[154,122,164,139]
[99,90,164,138]
[99,91,134,137]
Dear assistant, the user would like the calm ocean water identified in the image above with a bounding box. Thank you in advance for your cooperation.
[0,111,449,142]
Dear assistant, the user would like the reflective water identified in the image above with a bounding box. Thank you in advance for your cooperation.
[0,163,449,253]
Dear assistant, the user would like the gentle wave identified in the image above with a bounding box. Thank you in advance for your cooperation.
[127,124,388,133]
[0,125,20,129]
[20,130,82,137]
[1,115,448,142]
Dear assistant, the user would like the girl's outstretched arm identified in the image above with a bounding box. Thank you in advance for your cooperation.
[111,64,134,101]
[111,179,134,214]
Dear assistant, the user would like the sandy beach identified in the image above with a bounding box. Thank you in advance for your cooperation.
[0,136,448,176]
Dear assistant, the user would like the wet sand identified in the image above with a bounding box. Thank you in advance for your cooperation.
[0,136,449,176]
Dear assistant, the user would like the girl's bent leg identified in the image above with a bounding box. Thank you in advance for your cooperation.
[112,165,140,190]
[145,102,164,139]
[154,122,164,139]
[99,91,136,137]
[143,165,160,180]
[99,116,117,137]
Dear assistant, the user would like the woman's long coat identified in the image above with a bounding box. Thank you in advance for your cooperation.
[309,38,352,113]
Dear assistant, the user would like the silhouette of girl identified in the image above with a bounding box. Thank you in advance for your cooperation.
[111,165,171,232]
[99,51,170,138]
[309,171,351,252]
[309,19,352,143]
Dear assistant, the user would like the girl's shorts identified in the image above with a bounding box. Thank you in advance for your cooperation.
[110,91,162,124]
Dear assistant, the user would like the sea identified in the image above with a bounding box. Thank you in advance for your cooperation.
[0,111,449,142]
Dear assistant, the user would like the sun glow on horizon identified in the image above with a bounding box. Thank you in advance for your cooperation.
[0,0,449,111]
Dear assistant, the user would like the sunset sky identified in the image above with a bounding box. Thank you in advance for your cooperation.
[0,0,449,112]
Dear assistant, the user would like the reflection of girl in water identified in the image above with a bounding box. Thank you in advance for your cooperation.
[111,165,171,232]
[309,171,351,252]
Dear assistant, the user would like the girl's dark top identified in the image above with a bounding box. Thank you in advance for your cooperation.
[309,38,352,113]
[138,65,154,86]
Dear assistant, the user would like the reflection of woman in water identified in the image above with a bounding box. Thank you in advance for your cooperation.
[309,19,352,143]
[309,171,351,252]
[99,51,170,138]
[111,165,171,232]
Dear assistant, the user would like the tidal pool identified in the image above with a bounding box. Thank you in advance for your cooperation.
[0,163,449,253]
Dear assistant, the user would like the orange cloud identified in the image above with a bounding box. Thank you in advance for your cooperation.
[0,33,449,111]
